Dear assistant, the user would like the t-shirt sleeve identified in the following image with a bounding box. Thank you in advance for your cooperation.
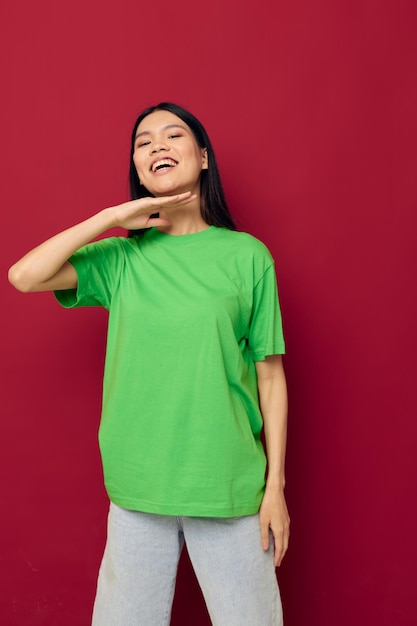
[54,237,124,310]
[248,263,286,361]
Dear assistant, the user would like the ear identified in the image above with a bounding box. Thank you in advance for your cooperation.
[201,148,208,170]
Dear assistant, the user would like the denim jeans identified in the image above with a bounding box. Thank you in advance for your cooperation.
[92,503,283,626]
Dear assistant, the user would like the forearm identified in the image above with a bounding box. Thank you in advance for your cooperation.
[256,355,288,490]
[8,207,115,292]
[263,397,287,490]
[256,355,290,564]
[8,192,196,293]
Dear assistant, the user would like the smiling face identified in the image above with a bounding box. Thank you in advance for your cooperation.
[133,110,208,197]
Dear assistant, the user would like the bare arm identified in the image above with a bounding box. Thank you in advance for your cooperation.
[256,354,290,566]
[8,192,196,293]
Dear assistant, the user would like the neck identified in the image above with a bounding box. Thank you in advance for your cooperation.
[157,203,209,236]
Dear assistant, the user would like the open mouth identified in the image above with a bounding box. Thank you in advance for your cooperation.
[151,158,178,173]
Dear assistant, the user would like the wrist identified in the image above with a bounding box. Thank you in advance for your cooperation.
[97,205,119,230]
[265,477,286,491]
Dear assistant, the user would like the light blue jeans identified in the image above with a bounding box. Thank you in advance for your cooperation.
[92,503,283,626]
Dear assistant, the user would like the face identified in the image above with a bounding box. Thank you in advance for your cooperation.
[133,110,208,197]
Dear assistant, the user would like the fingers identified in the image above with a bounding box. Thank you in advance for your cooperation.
[260,506,290,567]
[260,516,270,552]
[145,216,171,228]
[274,530,289,567]
[261,519,289,566]
[272,522,290,567]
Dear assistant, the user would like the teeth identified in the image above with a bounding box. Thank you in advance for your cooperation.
[152,159,177,172]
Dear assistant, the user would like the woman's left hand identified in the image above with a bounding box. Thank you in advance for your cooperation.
[259,487,290,567]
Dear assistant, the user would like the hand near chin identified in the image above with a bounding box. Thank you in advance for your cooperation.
[112,192,196,230]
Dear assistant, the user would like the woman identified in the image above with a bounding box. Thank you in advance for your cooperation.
[9,102,290,625]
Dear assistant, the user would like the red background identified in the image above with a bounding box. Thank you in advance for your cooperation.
[2,1,416,624]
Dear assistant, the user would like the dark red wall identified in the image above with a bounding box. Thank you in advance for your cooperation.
[2,1,416,624]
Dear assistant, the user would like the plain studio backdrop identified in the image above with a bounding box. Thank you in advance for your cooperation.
[1,1,416,624]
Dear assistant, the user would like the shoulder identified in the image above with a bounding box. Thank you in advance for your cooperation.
[213,228,274,261]
[77,236,141,255]
[70,236,141,270]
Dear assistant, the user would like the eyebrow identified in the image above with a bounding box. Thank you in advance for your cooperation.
[134,124,188,140]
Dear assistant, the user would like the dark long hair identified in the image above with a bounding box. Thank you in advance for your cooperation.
[128,102,236,235]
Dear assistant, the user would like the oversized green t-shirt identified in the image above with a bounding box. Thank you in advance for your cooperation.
[55,226,285,516]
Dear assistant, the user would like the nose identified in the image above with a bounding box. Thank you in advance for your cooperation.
[151,139,169,154]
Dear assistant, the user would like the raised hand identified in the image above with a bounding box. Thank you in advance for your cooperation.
[112,192,197,230]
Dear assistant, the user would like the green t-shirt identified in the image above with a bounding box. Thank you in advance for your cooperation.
[55,226,285,516]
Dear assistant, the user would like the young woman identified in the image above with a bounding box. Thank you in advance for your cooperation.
[9,103,290,625]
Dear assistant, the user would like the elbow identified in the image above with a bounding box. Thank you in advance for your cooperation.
[8,264,34,293]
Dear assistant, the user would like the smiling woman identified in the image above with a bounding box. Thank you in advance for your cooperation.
[8,102,290,626]
[128,102,236,232]
[132,111,208,206]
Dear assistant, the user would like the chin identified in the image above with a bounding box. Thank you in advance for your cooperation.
[152,183,189,197]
